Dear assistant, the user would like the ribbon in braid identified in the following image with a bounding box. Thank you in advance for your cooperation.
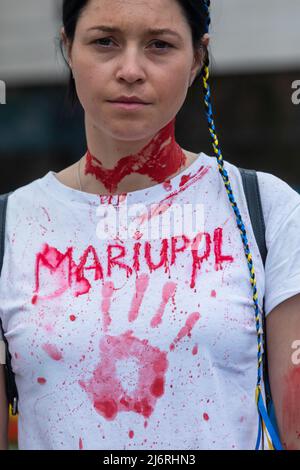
[200,0,283,451]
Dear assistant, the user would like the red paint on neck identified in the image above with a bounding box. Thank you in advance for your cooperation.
[84,119,187,193]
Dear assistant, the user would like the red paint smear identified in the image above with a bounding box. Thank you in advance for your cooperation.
[163,180,172,191]
[203,413,210,421]
[282,366,300,450]
[107,244,133,278]
[129,430,134,439]
[211,290,217,298]
[79,331,168,421]
[101,281,114,332]
[99,194,127,206]
[84,119,187,193]
[132,242,141,273]
[135,164,210,225]
[190,233,211,289]
[145,239,169,274]
[42,343,63,361]
[70,314,76,322]
[41,206,51,222]
[150,281,177,327]
[37,377,47,384]
[77,245,104,284]
[179,173,193,187]
[144,420,148,428]
[128,273,150,322]
[133,230,143,240]
[192,344,198,355]
[79,437,83,450]
[170,312,200,350]
[171,235,191,265]
[213,228,234,271]
[32,244,73,304]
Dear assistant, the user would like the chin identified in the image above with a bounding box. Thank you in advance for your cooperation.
[104,122,159,142]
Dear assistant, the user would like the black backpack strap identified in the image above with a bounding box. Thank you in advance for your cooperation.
[238,167,281,436]
[238,168,267,266]
[0,192,19,415]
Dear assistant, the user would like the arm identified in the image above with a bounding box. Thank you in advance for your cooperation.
[0,364,9,450]
[266,292,300,450]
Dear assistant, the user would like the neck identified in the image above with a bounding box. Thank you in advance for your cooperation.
[83,118,187,194]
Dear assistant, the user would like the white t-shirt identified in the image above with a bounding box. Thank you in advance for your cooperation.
[0,152,300,450]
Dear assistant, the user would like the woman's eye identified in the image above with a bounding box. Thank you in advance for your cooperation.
[93,38,115,47]
[151,40,173,51]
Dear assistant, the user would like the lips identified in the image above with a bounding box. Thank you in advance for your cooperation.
[109,96,150,104]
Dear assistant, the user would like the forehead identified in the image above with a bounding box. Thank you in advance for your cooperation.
[78,0,189,32]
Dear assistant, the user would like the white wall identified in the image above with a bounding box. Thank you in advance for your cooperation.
[210,0,300,74]
[0,0,65,85]
[0,0,299,85]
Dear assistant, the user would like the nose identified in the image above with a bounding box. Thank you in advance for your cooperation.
[115,47,146,83]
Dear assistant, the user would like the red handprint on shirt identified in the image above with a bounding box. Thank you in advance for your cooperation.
[78,275,200,421]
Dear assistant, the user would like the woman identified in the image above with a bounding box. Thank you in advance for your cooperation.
[1,0,300,450]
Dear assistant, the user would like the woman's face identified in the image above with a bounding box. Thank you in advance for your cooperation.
[62,0,203,142]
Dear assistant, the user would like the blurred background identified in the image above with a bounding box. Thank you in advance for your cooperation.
[0,0,300,448]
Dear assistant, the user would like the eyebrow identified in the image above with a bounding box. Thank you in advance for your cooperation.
[87,25,182,40]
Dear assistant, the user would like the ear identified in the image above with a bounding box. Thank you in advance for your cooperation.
[189,34,210,87]
[61,27,73,66]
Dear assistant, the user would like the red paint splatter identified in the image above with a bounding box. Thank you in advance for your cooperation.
[133,230,143,240]
[76,245,104,284]
[145,239,169,273]
[144,421,148,428]
[213,228,234,271]
[37,377,47,384]
[192,344,198,355]
[150,281,177,327]
[128,274,150,322]
[79,331,168,421]
[135,164,210,226]
[170,312,200,350]
[42,343,63,361]
[163,180,172,191]
[211,290,216,298]
[171,235,191,265]
[79,437,83,450]
[107,245,133,278]
[101,281,114,332]
[203,413,210,421]
[32,244,73,303]
[129,430,134,439]
[179,173,193,187]
[69,315,76,322]
[99,194,127,206]
[84,119,187,193]
[41,207,51,222]
[190,233,211,289]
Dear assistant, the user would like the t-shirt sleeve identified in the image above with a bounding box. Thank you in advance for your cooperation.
[257,171,300,316]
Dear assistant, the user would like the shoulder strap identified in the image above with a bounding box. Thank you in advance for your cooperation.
[0,192,19,415]
[238,167,281,442]
[238,168,267,266]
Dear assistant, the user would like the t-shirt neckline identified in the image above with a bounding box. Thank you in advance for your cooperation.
[39,151,206,206]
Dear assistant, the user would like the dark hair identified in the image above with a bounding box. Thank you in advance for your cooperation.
[59,0,210,108]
